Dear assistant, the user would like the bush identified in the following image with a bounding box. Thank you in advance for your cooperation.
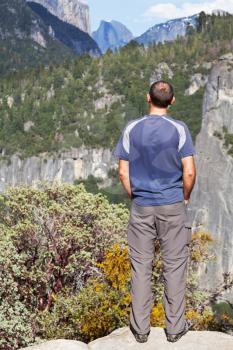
[0,225,35,349]
[36,231,221,343]
[36,242,131,342]
[0,182,129,348]
[0,182,231,348]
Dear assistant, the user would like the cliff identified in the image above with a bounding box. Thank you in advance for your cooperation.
[27,0,91,34]
[0,147,116,193]
[190,53,233,302]
[27,2,101,56]
[19,326,233,349]
[92,20,133,53]
[0,0,74,76]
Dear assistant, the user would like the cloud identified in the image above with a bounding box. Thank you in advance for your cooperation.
[144,0,233,21]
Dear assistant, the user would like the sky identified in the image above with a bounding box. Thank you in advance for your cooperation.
[86,0,233,37]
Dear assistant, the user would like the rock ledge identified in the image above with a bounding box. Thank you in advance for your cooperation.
[20,326,233,350]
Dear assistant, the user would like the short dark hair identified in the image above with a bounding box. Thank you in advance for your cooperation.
[149,81,174,108]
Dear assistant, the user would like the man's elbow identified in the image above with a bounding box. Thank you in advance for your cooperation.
[184,169,196,183]
[118,160,129,180]
[187,170,196,178]
[118,169,128,180]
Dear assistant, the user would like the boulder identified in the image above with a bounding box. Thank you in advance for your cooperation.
[21,339,88,350]
[184,73,208,96]
[150,62,174,84]
[20,327,233,350]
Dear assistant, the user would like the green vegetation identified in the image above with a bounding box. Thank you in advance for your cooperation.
[0,13,233,160]
[0,182,129,348]
[0,182,232,348]
[0,0,74,77]
[75,171,131,207]
[214,126,233,156]
[223,130,233,157]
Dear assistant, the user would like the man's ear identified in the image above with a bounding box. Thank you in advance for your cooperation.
[147,93,151,104]
[171,96,176,105]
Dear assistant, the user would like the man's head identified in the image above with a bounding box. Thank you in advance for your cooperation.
[147,80,175,108]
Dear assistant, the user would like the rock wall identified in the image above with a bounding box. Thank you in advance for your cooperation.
[190,53,233,299]
[0,147,116,192]
[27,2,101,56]
[27,0,91,34]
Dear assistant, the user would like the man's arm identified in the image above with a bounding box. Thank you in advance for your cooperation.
[118,159,132,199]
[181,156,196,203]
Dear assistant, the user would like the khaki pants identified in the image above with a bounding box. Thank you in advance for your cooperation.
[127,200,192,335]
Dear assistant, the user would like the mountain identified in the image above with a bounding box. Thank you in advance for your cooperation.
[92,20,133,53]
[0,0,74,77]
[27,2,101,56]
[135,14,198,46]
[26,0,91,34]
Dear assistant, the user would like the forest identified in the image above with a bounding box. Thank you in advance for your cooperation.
[0,13,233,160]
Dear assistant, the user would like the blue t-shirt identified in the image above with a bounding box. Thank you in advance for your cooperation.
[112,114,196,206]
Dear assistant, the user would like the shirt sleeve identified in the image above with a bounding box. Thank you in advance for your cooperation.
[112,125,130,161]
[179,123,196,158]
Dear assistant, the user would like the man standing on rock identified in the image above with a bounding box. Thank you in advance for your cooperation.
[113,81,196,343]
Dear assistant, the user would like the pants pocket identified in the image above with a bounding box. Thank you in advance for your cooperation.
[184,204,192,245]
[185,225,192,244]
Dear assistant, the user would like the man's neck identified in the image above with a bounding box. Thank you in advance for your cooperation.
[149,107,168,116]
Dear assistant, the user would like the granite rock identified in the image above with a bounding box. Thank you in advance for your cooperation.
[0,147,117,193]
[20,327,233,350]
[27,0,91,33]
[190,53,233,299]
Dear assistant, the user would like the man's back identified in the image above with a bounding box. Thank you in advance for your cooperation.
[114,81,196,341]
[113,114,196,206]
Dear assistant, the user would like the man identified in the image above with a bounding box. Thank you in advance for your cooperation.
[112,81,196,343]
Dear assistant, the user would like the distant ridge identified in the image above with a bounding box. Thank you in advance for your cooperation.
[135,14,198,46]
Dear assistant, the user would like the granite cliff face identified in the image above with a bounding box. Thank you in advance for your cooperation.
[27,2,101,56]
[0,0,74,76]
[190,53,233,300]
[27,0,91,34]
[0,147,116,193]
[92,20,133,53]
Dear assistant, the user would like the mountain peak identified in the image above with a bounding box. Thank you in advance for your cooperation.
[92,20,133,53]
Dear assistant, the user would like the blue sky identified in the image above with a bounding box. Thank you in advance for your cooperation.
[86,0,233,36]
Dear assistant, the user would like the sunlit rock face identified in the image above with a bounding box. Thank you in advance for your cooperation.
[92,20,133,53]
[19,326,233,349]
[26,0,91,34]
[190,53,233,301]
[27,1,101,56]
[0,147,117,192]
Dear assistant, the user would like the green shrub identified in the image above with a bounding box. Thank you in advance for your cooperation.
[0,182,129,348]
[0,182,231,348]
[0,225,35,349]
[36,232,218,343]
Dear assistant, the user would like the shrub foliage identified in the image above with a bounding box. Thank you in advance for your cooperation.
[0,182,232,348]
